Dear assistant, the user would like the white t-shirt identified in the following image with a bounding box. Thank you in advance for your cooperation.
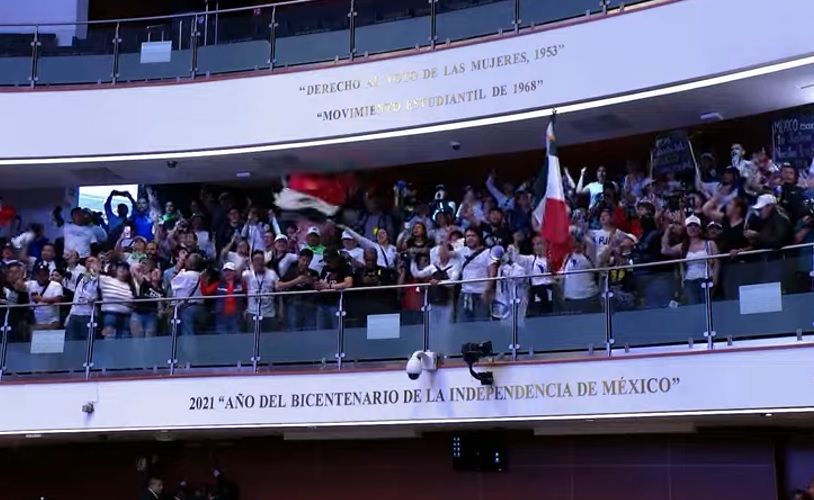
[243,268,279,318]
[99,275,134,314]
[225,252,248,273]
[341,246,364,267]
[170,270,203,302]
[514,254,554,286]
[591,228,637,260]
[562,254,599,300]
[26,279,64,326]
[585,182,605,207]
[62,223,98,258]
[460,247,492,294]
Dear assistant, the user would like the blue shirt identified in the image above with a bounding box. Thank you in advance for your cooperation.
[132,213,153,239]
[27,236,49,260]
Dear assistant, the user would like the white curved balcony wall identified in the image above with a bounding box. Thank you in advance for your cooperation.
[0,343,812,435]
[0,0,813,160]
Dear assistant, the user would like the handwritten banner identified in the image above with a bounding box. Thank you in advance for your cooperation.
[651,130,695,177]
[772,114,814,168]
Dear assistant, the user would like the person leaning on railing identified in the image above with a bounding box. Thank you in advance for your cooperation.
[557,226,600,314]
[276,248,319,331]
[661,214,719,305]
[313,247,353,330]
[202,261,246,335]
[744,193,793,286]
[98,261,136,338]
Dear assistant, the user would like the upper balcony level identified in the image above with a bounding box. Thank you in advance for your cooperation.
[1,0,813,167]
[0,0,647,88]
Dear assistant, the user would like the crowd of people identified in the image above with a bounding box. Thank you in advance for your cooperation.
[0,139,813,343]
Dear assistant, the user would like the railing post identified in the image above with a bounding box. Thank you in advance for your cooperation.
[348,0,357,61]
[250,297,262,373]
[429,0,438,49]
[509,283,519,361]
[111,22,121,84]
[82,307,98,380]
[601,270,614,356]
[421,287,430,352]
[513,0,521,32]
[336,292,346,370]
[203,0,211,46]
[0,308,10,382]
[168,301,181,375]
[29,26,41,88]
[190,14,200,79]
[703,258,716,350]
[268,6,277,70]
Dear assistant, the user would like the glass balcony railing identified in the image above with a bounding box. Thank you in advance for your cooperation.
[0,0,652,88]
[1,242,812,382]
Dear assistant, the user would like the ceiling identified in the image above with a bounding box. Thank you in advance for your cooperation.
[3,61,814,190]
[4,411,814,447]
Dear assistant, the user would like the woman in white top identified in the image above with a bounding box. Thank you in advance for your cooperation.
[558,230,600,313]
[99,262,136,338]
[511,235,554,316]
[340,225,398,269]
[661,215,719,305]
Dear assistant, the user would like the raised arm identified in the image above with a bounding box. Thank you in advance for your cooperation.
[339,225,376,250]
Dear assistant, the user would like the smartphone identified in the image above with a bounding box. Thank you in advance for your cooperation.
[123,226,132,239]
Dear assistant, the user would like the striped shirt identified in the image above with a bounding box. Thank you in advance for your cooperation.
[99,276,134,314]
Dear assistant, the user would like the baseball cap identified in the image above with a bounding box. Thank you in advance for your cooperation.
[274,234,287,242]
[707,220,723,229]
[752,194,777,210]
[307,226,320,236]
[222,262,236,271]
[323,247,341,260]
[636,198,655,209]
[685,215,702,226]
[34,261,51,273]
[489,245,506,262]
[341,230,354,240]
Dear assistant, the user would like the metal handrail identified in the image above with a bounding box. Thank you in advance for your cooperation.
[0,236,808,381]
[0,0,332,28]
[0,240,810,312]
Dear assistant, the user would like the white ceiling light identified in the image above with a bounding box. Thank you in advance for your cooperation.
[699,112,724,121]
[1,54,814,167]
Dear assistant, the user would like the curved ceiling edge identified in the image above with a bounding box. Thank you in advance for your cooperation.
[0,0,812,161]
[2,54,814,167]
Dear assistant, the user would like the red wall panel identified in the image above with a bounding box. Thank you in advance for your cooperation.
[0,433,777,500]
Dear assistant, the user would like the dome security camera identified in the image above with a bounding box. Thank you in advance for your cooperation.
[405,350,438,380]
[450,141,461,151]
